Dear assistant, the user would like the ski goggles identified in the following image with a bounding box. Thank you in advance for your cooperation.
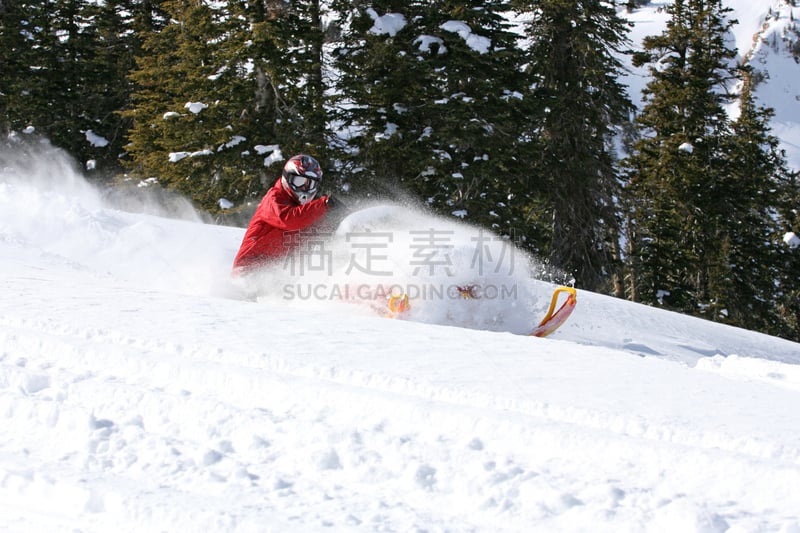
[289,174,320,192]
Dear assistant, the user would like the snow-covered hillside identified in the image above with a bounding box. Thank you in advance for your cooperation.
[2,139,800,533]
[2,2,800,531]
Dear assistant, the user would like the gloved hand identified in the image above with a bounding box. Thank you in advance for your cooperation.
[325,195,343,210]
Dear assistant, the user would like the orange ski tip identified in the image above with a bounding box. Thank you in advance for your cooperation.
[386,292,410,317]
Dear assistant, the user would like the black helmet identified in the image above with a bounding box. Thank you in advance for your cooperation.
[281,154,322,204]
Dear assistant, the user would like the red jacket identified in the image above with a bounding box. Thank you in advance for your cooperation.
[232,179,329,272]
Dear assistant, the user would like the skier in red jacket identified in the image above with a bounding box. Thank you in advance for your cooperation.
[232,154,336,274]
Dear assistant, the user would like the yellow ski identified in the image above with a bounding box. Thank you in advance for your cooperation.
[530,286,577,338]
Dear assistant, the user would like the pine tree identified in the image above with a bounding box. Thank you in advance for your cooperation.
[123,0,230,209]
[326,0,433,196]
[516,0,634,292]
[328,1,527,238]
[47,0,103,166]
[123,0,328,214]
[0,0,143,176]
[624,0,739,314]
[0,0,67,142]
[775,165,800,340]
[712,69,791,335]
[0,0,32,131]
[81,0,157,177]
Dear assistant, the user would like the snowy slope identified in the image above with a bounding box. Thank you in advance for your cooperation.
[3,146,800,533]
[2,2,800,531]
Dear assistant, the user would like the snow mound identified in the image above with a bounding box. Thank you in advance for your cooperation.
[243,202,567,335]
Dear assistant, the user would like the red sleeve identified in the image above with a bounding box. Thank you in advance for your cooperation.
[259,192,329,231]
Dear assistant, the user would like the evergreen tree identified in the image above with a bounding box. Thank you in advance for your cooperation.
[83,0,160,176]
[624,0,739,314]
[0,0,145,176]
[47,0,102,165]
[776,169,800,340]
[516,0,634,292]
[229,0,327,155]
[0,0,32,131]
[123,0,328,214]
[326,0,432,195]
[713,70,792,335]
[0,0,66,142]
[328,1,527,238]
[626,0,796,340]
[123,0,229,209]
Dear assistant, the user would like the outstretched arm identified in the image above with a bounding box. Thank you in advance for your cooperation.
[261,195,329,231]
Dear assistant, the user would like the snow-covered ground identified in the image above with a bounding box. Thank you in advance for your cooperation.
[2,2,800,531]
[2,145,800,533]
